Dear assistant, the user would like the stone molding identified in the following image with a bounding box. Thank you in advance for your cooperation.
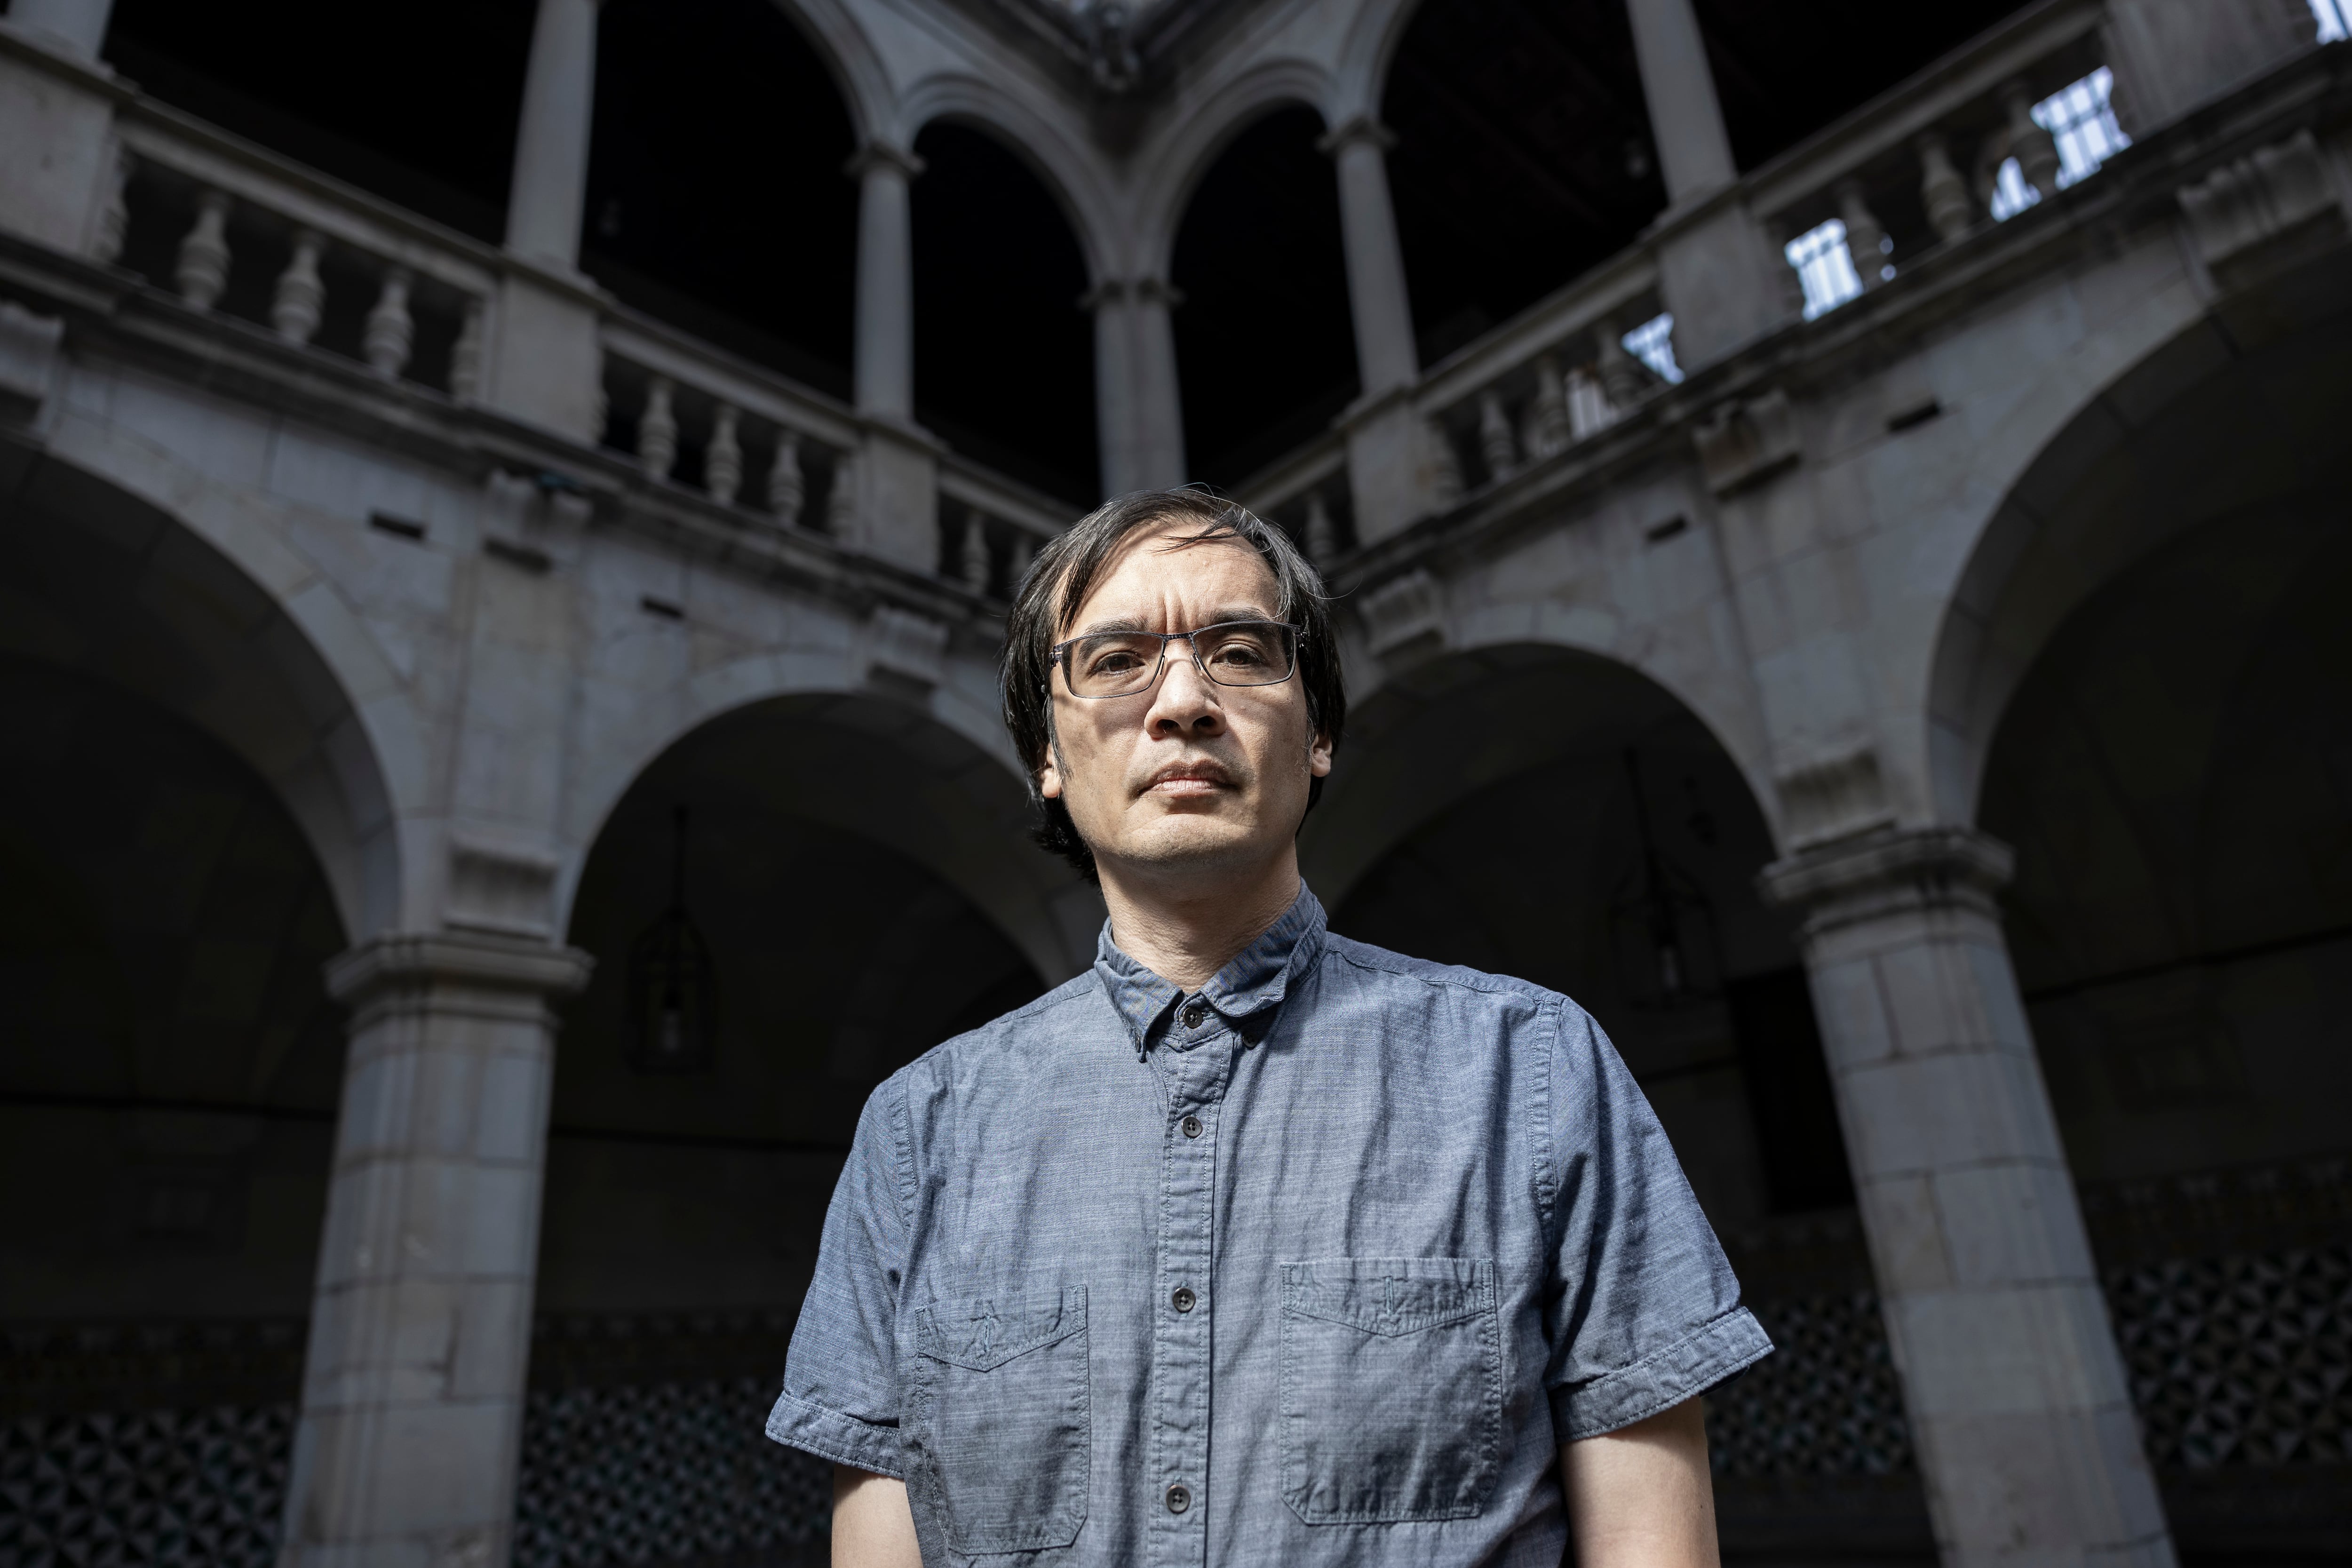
[1758,823,2013,936]
[1316,114,1396,156]
[1357,567,1446,661]
[2177,128,2346,288]
[842,142,925,181]
[323,930,594,1017]
[1693,387,1801,496]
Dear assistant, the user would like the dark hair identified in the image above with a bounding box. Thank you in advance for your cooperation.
[1001,488,1347,879]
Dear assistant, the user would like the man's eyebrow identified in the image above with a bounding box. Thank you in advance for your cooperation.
[1064,606,1279,639]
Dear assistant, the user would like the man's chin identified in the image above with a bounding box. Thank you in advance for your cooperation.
[1100,813,1264,871]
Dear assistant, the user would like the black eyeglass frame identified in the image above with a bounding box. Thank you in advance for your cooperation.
[1048,618,1305,700]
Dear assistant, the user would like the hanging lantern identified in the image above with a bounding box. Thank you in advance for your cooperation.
[1608,750,1725,1011]
[625,805,718,1073]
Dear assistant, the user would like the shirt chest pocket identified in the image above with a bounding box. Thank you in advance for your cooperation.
[1280,1258,1502,1524]
[912,1286,1089,1554]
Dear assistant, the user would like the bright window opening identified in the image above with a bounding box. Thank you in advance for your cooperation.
[2035,66,2131,189]
[1622,313,1683,384]
[2313,0,2350,44]
[1786,218,1866,319]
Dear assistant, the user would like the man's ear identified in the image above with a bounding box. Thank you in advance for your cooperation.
[1038,749,1064,800]
[1308,728,1334,779]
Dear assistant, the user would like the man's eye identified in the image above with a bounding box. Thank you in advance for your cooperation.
[1087,648,1147,675]
[1208,641,1270,667]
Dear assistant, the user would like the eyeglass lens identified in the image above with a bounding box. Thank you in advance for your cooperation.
[1063,621,1297,697]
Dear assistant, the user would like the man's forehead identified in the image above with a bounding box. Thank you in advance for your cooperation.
[1062,529,1278,629]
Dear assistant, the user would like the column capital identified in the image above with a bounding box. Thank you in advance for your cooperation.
[1317,115,1397,156]
[325,929,593,1008]
[845,142,925,182]
[1758,824,2012,933]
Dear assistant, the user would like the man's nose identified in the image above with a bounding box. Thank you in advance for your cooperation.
[1145,640,1226,734]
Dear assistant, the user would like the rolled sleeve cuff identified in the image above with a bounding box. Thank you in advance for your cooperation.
[1549,1305,1774,1441]
[764,1388,907,1480]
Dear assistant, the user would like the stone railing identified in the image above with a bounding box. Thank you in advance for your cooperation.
[1306,0,2117,535]
[107,98,497,400]
[84,85,1067,602]
[1745,0,2112,312]
[1411,249,1669,503]
[598,311,860,539]
[1236,428,1351,567]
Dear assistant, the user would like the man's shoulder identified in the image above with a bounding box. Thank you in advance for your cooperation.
[887,969,1105,1085]
[1318,931,1575,1021]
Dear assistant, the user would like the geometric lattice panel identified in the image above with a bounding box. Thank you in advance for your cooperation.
[513,1377,829,1568]
[1704,1290,1913,1478]
[2106,1244,2352,1468]
[0,1405,291,1568]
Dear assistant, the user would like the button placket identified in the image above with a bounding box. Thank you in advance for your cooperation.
[1148,1037,1226,1566]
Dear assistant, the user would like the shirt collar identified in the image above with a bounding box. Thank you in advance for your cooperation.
[1093,882,1328,1053]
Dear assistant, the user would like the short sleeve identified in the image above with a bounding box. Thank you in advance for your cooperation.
[766,1075,913,1477]
[1540,999,1773,1440]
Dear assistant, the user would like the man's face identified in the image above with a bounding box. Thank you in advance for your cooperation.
[1038,528,1333,882]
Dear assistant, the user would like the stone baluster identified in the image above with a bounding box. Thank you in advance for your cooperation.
[706,403,743,504]
[960,509,992,593]
[450,300,486,404]
[1837,182,1891,288]
[826,453,856,536]
[1528,356,1571,458]
[1917,133,1973,243]
[1476,390,1517,481]
[272,231,327,344]
[1566,366,1615,439]
[638,378,677,478]
[767,430,804,526]
[1303,492,1338,565]
[1596,318,1648,410]
[90,147,130,266]
[175,191,231,310]
[2004,80,2063,198]
[363,268,414,377]
[1427,417,1463,506]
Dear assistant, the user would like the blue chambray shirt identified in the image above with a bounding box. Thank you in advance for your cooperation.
[768,884,1771,1566]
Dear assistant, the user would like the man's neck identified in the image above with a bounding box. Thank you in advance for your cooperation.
[1097,849,1302,993]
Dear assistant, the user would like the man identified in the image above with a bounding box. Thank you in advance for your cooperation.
[769,489,1771,1567]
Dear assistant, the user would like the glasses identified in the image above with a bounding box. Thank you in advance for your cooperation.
[1052,619,1302,699]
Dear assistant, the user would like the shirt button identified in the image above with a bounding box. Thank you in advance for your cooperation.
[1180,1114,1202,1138]
[1166,1482,1191,1514]
[1172,1286,1196,1313]
[1182,1002,1207,1029]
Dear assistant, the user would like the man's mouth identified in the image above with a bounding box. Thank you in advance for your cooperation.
[1142,762,1236,796]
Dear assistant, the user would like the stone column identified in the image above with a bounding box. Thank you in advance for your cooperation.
[1621,0,1790,371]
[1319,116,1417,398]
[7,0,114,57]
[1762,828,2174,1568]
[1087,278,1187,494]
[481,0,605,442]
[850,143,922,423]
[278,931,591,1568]
[505,0,600,271]
[1624,0,1736,203]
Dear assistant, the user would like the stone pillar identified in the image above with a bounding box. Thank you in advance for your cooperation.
[850,143,922,423]
[1624,0,1736,203]
[1088,278,1186,494]
[481,0,605,442]
[2102,0,2312,135]
[1319,116,1418,398]
[7,0,114,58]
[0,0,124,256]
[1762,828,2174,1568]
[279,931,591,1568]
[1621,0,1791,371]
[504,0,600,271]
